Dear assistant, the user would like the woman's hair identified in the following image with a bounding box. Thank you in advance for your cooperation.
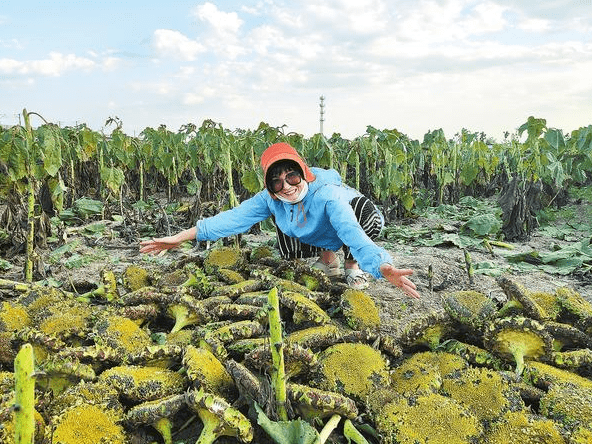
[266,160,303,191]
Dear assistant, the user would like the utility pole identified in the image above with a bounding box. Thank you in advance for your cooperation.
[319,95,325,135]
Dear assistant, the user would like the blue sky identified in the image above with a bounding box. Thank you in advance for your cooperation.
[1,0,591,141]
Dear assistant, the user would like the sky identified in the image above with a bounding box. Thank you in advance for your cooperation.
[1,0,591,141]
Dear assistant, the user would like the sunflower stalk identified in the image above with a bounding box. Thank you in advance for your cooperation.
[317,414,341,444]
[463,249,474,285]
[23,109,36,283]
[267,287,288,421]
[343,419,370,444]
[14,343,36,444]
[139,159,145,202]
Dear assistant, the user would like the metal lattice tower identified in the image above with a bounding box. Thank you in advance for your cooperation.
[319,95,325,135]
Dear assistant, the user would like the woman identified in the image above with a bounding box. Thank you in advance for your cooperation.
[140,142,420,298]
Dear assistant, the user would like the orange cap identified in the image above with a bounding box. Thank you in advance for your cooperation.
[260,143,316,186]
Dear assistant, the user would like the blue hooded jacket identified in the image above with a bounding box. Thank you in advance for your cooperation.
[196,167,393,278]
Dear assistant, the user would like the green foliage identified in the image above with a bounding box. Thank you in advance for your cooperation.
[2,114,592,276]
[504,238,592,275]
[100,165,125,196]
[0,258,12,272]
[255,402,318,444]
[463,213,501,236]
[60,198,104,221]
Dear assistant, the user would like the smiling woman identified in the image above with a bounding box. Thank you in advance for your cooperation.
[139,142,420,298]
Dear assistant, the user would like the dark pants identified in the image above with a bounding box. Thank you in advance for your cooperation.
[275,196,383,261]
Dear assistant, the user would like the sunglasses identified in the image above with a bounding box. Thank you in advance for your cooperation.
[269,171,302,193]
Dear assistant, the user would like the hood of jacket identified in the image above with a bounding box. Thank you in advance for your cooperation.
[260,142,316,199]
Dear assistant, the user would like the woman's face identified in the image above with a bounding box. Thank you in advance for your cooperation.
[271,169,305,202]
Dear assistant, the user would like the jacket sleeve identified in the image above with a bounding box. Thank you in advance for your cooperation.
[325,197,392,278]
[196,191,272,241]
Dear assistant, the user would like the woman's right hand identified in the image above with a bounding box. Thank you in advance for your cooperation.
[139,235,182,255]
[139,227,197,255]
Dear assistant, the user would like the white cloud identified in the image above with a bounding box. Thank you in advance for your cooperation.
[101,57,122,71]
[176,66,197,78]
[368,31,530,67]
[152,29,205,61]
[130,79,175,96]
[192,2,243,37]
[305,0,391,35]
[3,0,591,140]
[464,2,508,34]
[0,52,95,76]
[0,58,22,73]
[397,0,467,42]
[0,38,22,49]
[518,18,551,32]
[183,93,205,105]
[322,58,592,139]
[247,25,280,55]
[183,86,217,105]
[531,41,592,65]
[495,0,589,21]
[395,0,509,44]
[189,3,247,59]
[122,0,591,138]
[247,24,323,61]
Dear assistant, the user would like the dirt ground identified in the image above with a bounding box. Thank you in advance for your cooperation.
[367,219,592,339]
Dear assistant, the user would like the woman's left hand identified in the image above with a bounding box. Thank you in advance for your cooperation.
[379,264,421,299]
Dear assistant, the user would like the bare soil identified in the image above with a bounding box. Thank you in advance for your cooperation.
[368,218,591,339]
